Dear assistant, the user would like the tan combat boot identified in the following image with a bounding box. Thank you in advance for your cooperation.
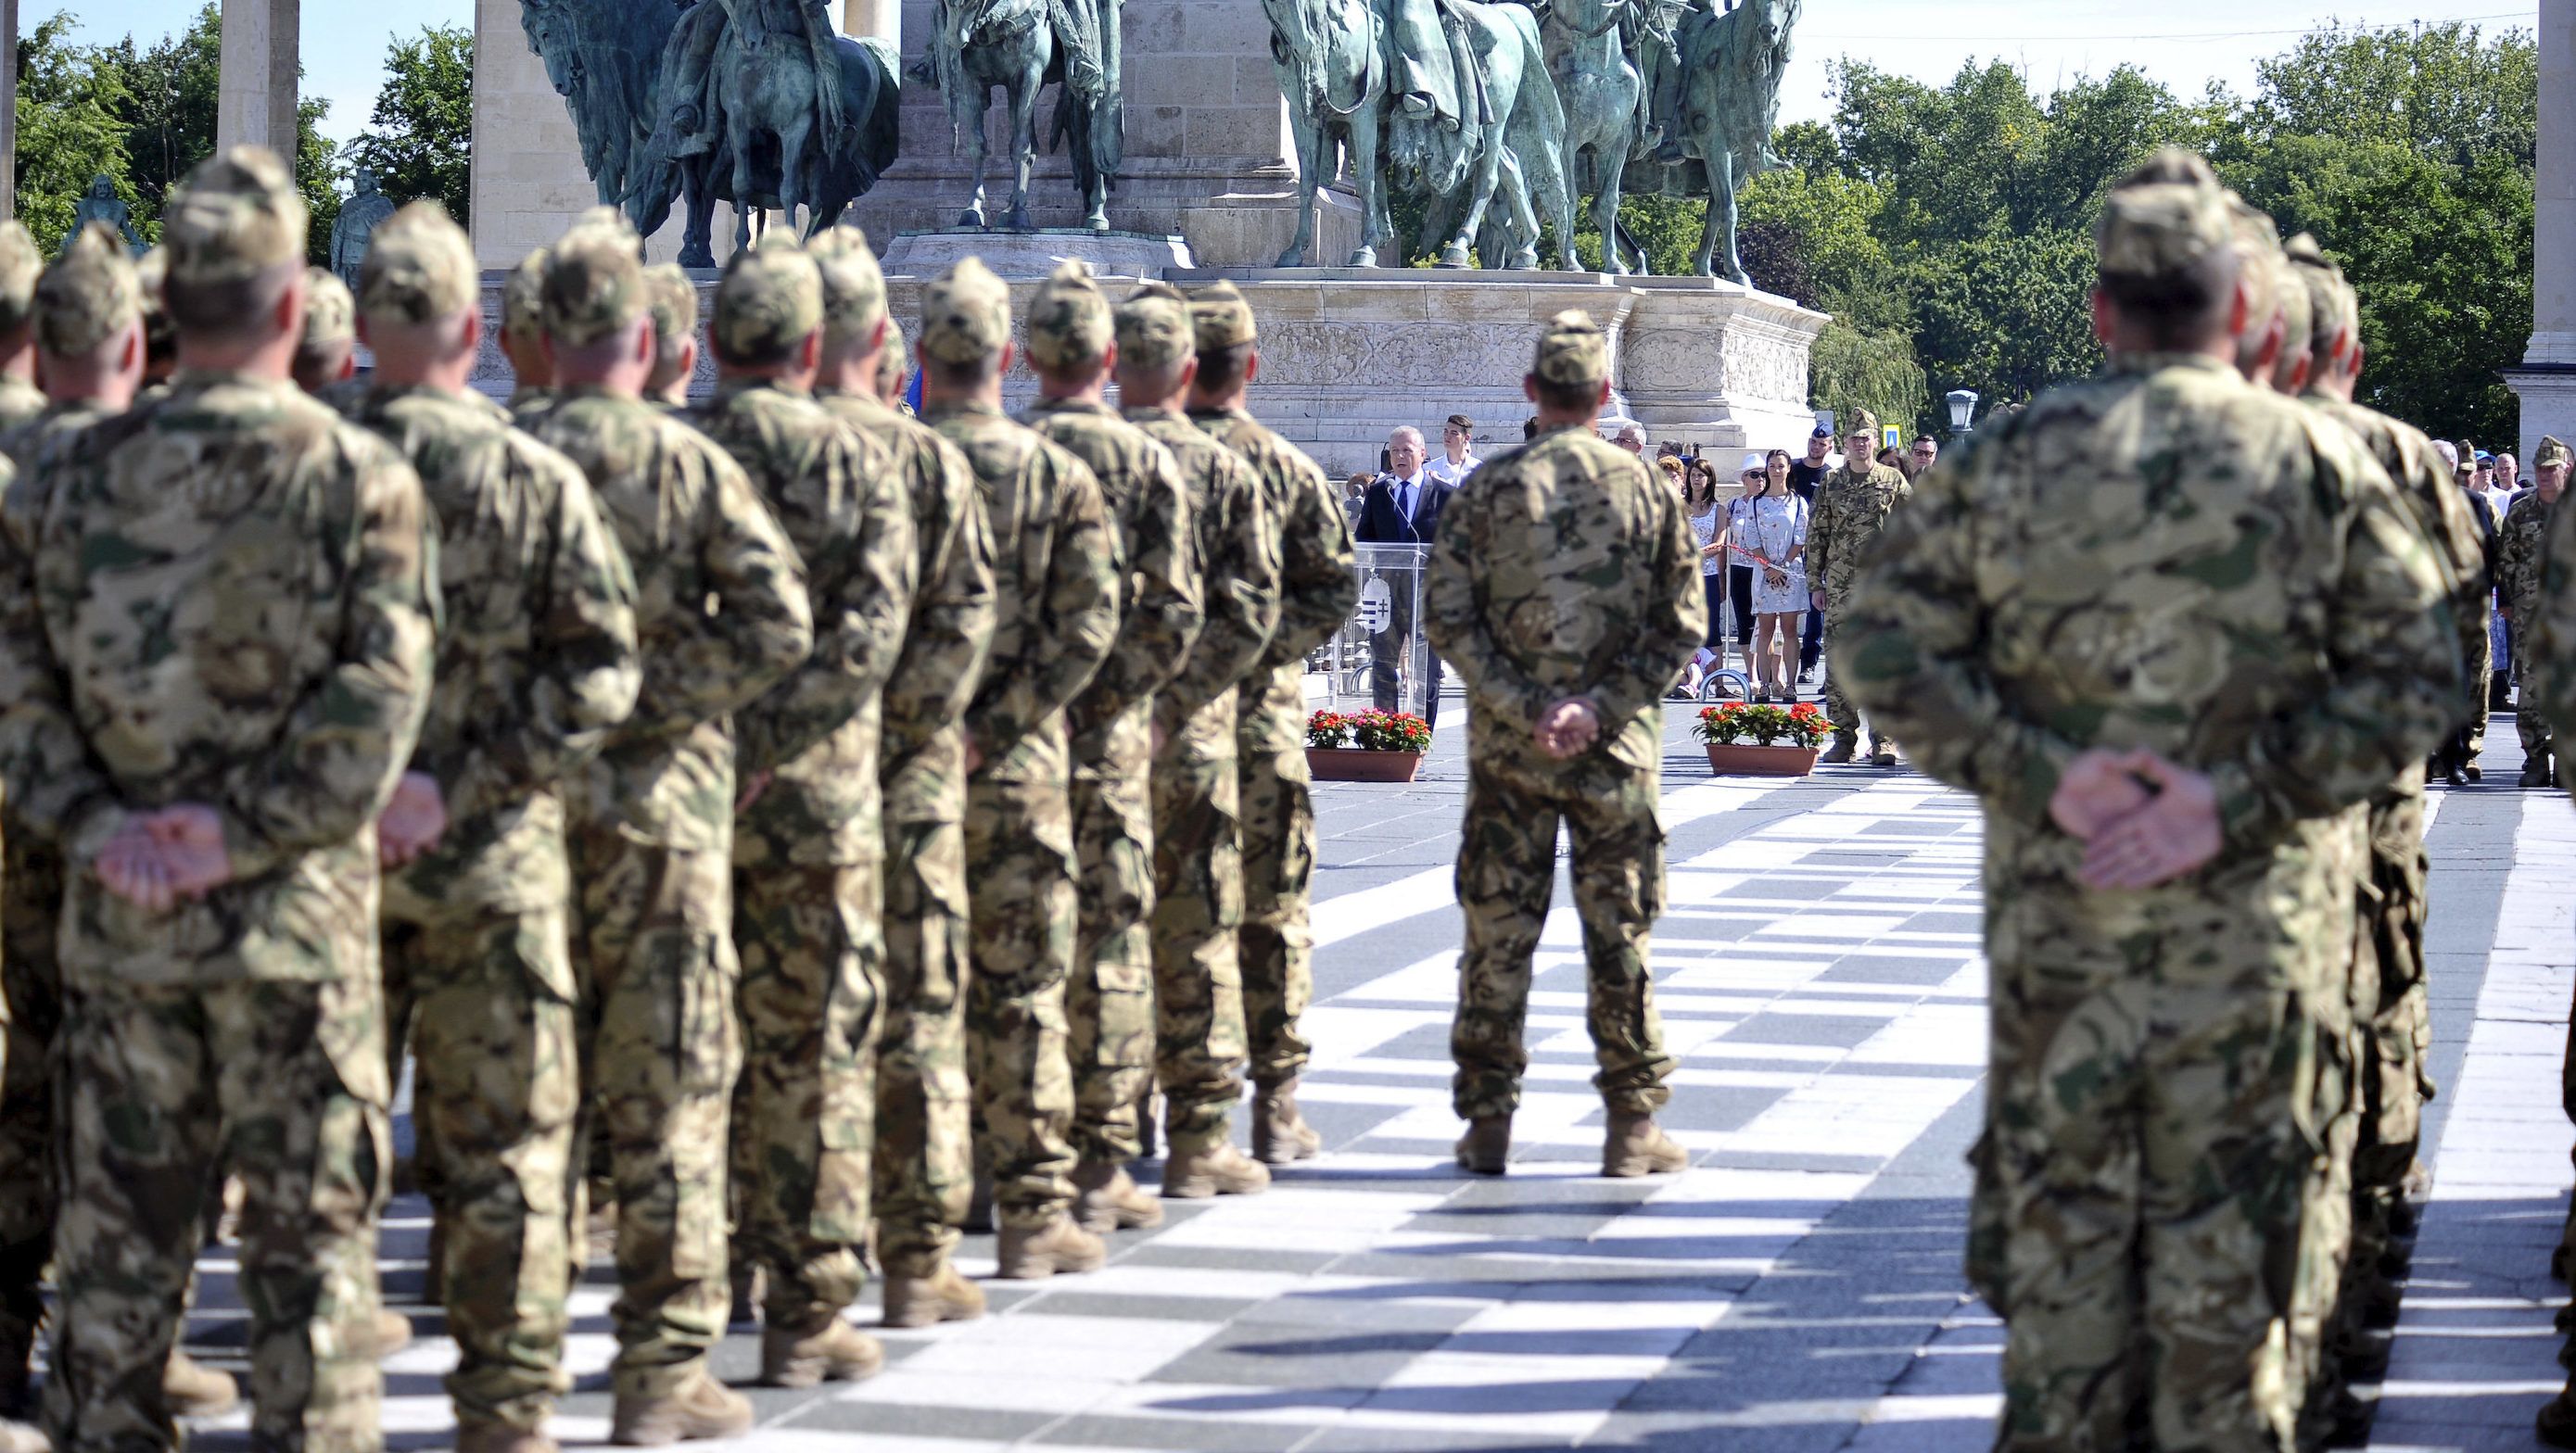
[880,1258,986,1328]
[456,1424,561,1453]
[1161,1142,1270,1199]
[610,1370,754,1446]
[1072,1160,1166,1233]
[1602,1113,1688,1178]
[1454,1116,1511,1175]
[1867,739,1900,768]
[759,1318,884,1389]
[1819,735,1859,764]
[161,1350,240,1419]
[1251,1080,1323,1167]
[996,1211,1108,1280]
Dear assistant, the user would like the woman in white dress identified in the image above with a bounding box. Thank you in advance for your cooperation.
[1733,449,1808,702]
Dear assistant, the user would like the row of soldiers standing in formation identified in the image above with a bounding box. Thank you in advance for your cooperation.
[0,142,1362,1453]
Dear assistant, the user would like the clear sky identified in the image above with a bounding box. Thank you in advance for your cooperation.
[31,0,2543,145]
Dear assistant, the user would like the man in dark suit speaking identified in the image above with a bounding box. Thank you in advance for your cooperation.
[1355,425,1454,725]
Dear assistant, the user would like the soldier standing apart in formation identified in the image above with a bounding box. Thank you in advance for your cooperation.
[2497,436,2570,786]
[501,248,555,424]
[914,259,1123,1278]
[686,240,915,1389]
[0,145,443,1453]
[1020,262,1207,1227]
[642,265,701,410]
[1840,150,2458,1453]
[1806,409,1910,765]
[0,225,43,430]
[295,267,358,398]
[1184,283,1355,1177]
[803,229,997,1326]
[1116,283,1283,1220]
[342,202,646,1453]
[520,214,813,1446]
[1425,310,1706,1179]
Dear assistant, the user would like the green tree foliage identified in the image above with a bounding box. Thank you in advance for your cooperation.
[14,17,135,255]
[345,25,474,227]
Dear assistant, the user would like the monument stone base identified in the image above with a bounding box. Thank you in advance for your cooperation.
[878,227,1198,279]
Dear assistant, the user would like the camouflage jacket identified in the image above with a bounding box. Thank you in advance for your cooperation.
[0,376,46,434]
[1190,406,1357,753]
[1806,457,1910,604]
[1023,396,1202,761]
[1840,353,2459,875]
[527,385,812,853]
[686,378,915,865]
[922,399,1120,785]
[2304,392,2490,703]
[817,386,996,827]
[1126,405,1282,738]
[2523,486,2576,739]
[2497,487,2561,617]
[1424,425,1706,774]
[509,386,559,434]
[0,369,440,985]
[345,384,644,918]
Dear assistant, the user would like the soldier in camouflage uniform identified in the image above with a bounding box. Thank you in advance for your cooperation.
[916,258,1123,1279]
[133,248,176,394]
[644,263,701,409]
[804,228,996,1326]
[686,240,916,1387]
[522,215,815,1445]
[879,327,911,409]
[1422,310,1705,1181]
[0,146,443,1453]
[295,266,358,397]
[0,223,44,430]
[1839,151,2460,1453]
[1185,282,1356,1179]
[1020,262,1206,1229]
[501,247,555,424]
[1806,408,1911,765]
[2497,437,2568,787]
[341,203,645,1453]
[2521,400,2576,1451]
[1116,283,1282,1223]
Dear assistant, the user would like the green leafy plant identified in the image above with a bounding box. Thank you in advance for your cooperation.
[1348,710,1432,752]
[1305,711,1351,749]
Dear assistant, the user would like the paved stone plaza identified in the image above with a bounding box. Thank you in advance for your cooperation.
[155,699,2569,1453]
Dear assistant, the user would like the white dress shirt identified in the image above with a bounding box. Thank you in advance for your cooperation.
[1426,452,1480,488]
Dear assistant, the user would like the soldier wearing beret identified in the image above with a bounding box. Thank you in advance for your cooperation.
[1019,261,1206,1231]
[915,258,1122,1278]
[1184,281,1356,1179]
[0,223,44,431]
[643,263,702,409]
[521,213,813,1444]
[1423,310,1705,1181]
[295,265,358,398]
[1839,149,2458,1450]
[684,239,917,1388]
[803,228,997,1328]
[1116,281,1282,1216]
[2499,435,2570,786]
[0,145,445,1453]
[1806,405,1910,764]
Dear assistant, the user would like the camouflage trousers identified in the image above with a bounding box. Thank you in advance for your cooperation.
[1451,752,1673,1121]
[1976,895,2336,1453]
[1238,741,1315,1087]
[964,774,1079,1225]
[1151,711,1250,1156]
[1067,724,1157,1168]
[2345,787,2430,1325]
[2519,634,2555,759]
[0,839,61,1387]
[567,829,738,1398]
[2464,610,2492,765]
[1820,604,1885,749]
[728,858,882,1332]
[872,814,974,1278]
[381,901,579,1434]
[44,976,390,1453]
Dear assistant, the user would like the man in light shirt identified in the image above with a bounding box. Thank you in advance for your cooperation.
[1427,413,1482,487]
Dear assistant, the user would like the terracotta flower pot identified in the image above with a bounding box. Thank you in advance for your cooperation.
[1306,748,1425,783]
[1702,743,1821,777]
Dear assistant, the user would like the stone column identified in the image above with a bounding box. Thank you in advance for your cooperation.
[215,0,300,158]
[844,0,900,50]
[2510,0,2576,459]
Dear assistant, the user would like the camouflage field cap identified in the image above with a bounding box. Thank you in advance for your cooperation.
[359,201,479,325]
[35,223,142,359]
[642,264,699,349]
[162,146,309,289]
[2283,232,2355,346]
[1846,408,1882,441]
[2539,436,2572,472]
[2095,147,2232,286]
[919,257,1011,365]
[301,267,355,348]
[1025,259,1113,372]
[1531,310,1609,387]
[502,247,551,350]
[0,221,41,337]
[712,238,823,361]
[136,246,172,354]
[543,219,648,347]
[1114,282,1194,370]
[1188,280,1257,352]
[879,325,910,395]
[806,227,887,343]
[2224,195,2283,326]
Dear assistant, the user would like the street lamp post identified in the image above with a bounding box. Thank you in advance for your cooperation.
[1946,389,1980,436]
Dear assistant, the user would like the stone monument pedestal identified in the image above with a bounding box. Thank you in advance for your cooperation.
[878,228,1198,279]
